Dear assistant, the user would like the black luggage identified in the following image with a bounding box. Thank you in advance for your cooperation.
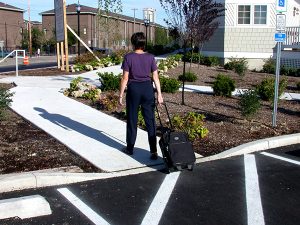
[156,103,196,172]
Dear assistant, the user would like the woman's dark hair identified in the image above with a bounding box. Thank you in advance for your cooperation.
[131,32,146,50]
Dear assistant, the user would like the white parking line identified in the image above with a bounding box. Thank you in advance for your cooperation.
[244,154,265,225]
[57,188,110,225]
[140,172,180,225]
[261,152,300,166]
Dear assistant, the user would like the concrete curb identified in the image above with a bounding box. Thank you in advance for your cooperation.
[1,133,299,194]
[196,133,300,163]
[0,165,165,194]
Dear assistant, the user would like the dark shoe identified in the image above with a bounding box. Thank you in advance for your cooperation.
[150,152,158,160]
[122,147,133,155]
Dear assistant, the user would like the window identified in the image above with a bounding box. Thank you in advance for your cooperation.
[254,5,267,24]
[238,5,251,24]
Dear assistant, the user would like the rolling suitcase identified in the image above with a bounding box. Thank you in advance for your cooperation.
[156,103,196,172]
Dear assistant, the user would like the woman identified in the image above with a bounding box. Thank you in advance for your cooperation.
[119,32,163,160]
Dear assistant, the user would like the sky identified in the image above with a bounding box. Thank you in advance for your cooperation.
[4,0,167,25]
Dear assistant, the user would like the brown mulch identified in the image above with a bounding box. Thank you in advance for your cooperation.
[0,67,82,77]
[0,64,299,174]
[0,83,101,174]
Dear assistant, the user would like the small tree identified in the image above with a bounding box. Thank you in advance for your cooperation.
[160,0,225,105]
[97,0,123,48]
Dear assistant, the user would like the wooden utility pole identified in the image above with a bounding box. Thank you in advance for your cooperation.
[63,0,69,72]
[28,0,32,56]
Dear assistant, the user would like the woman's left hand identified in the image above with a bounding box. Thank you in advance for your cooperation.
[119,96,124,106]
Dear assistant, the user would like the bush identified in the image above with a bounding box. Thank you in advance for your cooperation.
[212,74,236,97]
[297,81,300,90]
[262,58,275,74]
[0,87,13,120]
[160,76,180,93]
[69,77,83,92]
[202,56,219,67]
[171,112,209,141]
[82,88,101,102]
[224,57,248,76]
[98,72,121,91]
[74,52,104,64]
[178,72,197,82]
[239,90,261,118]
[256,77,288,101]
[97,92,119,111]
[182,52,201,63]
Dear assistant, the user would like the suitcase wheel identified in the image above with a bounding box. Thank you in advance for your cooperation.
[176,165,183,171]
[187,164,193,171]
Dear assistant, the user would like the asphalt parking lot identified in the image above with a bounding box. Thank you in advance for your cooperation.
[1,144,300,225]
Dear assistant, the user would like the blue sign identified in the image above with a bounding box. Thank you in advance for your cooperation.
[279,0,285,7]
[275,33,286,42]
[276,0,287,12]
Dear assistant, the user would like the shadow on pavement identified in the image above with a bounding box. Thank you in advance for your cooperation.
[34,107,164,169]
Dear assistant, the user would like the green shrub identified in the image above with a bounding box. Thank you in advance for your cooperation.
[224,61,235,70]
[169,54,183,62]
[178,72,197,82]
[212,74,236,97]
[69,77,83,92]
[0,87,13,120]
[98,72,121,91]
[97,92,119,111]
[74,52,104,64]
[239,90,261,118]
[203,56,219,67]
[262,58,275,74]
[297,81,300,90]
[171,112,209,141]
[224,57,248,76]
[182,52,202,63]
[160,76,180,93]
[256,77,288,101]
[82,88,101,102]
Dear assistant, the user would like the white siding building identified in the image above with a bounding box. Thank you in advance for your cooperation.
[202,0,300,69]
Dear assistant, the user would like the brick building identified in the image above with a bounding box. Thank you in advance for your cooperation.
[0,2,25,50]
[40,4,161,52]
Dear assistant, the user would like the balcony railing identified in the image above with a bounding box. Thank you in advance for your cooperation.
[284,27,300,48]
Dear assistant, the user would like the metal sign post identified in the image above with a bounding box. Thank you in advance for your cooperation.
[272,12,286,127]
[272,41,282,127]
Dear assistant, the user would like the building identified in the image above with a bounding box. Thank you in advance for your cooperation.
[0,2,25,50]
[202,0,300,69]
[40,4,162,53]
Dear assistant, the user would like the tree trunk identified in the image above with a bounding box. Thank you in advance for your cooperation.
[181,43,187,105]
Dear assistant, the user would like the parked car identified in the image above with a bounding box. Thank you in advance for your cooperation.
[89,47,113,56]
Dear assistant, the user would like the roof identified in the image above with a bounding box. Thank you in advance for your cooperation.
[40,3,163,27]
[0,2,24,12]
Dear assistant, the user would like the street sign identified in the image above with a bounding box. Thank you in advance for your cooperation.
[54,0,65,42]
[274,33,286,42]
[276,0,287,12]
[276,14,286,31]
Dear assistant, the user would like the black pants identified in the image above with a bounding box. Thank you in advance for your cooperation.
[126,81,157,153]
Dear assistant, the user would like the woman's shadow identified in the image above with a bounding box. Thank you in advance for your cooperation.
[33,107,163,167]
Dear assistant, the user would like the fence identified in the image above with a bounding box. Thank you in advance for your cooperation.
[284,27,300,48]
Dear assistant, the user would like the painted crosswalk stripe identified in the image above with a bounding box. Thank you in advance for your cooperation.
[261,152,300,166]
[140,172,180,225]
[57,188,110,225]
[244,154,265,225]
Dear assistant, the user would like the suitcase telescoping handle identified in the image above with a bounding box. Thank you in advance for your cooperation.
[155,102,174,130]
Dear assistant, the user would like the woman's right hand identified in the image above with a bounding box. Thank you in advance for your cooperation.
[157,94,163,106]
[119,96,124,106]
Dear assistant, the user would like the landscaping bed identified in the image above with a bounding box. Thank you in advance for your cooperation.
[0,63,299,174]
